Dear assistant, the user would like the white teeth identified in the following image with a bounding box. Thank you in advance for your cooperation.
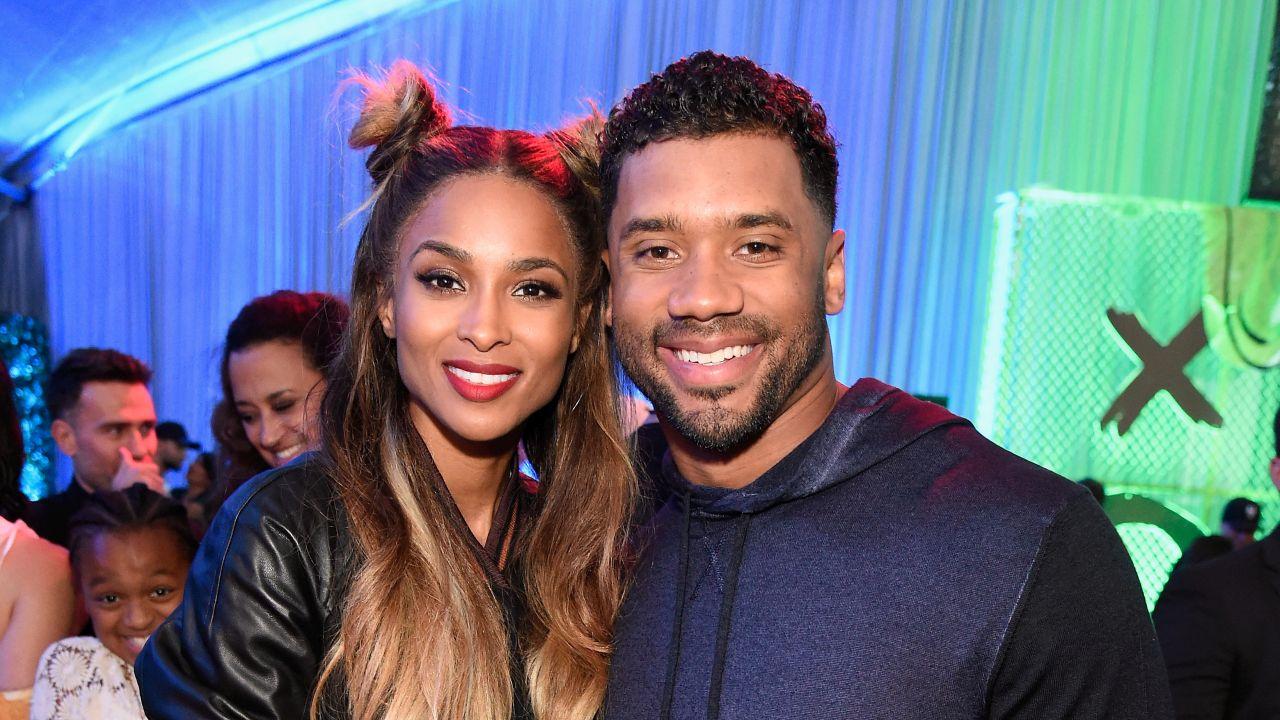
[674,345,755,366]
[124,636,149,653]
[446,366,519,386]
[275,444,303,462]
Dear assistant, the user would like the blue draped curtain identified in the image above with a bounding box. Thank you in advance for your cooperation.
[22,0,1275,489]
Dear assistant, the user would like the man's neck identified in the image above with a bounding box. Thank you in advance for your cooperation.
[665,369,846,490]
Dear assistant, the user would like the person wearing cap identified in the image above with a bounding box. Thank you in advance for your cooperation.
[155,421,200,491]
[1154,407,1280,719]
[1168,497,1263,576]
[1220,496,1262,550]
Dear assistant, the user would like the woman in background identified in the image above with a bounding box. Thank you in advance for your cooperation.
[0,358,75,720]
[29,486,194,720]
[137,62,634,720]
[210,290,349,502]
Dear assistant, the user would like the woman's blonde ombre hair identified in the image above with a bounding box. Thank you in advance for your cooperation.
[312,61,634,719]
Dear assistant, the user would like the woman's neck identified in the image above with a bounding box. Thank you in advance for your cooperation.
[408,403,516,545]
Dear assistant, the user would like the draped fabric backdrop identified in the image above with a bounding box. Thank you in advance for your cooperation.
[19,0,1276,490]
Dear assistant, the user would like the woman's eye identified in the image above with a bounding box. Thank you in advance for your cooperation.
[417,271,463,292]
[514,282,561,300]
[272,401,296,414]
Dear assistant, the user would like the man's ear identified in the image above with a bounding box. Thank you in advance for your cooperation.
[823,229,847,315]
[600,249,614,329]
[51,418,77,457]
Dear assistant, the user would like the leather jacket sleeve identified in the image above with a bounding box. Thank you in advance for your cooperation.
[136,459,343,718]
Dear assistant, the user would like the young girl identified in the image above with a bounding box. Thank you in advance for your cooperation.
[30,486,196,720]
[137,62,634,720]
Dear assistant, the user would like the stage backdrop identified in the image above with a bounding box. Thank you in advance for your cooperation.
[14,0,1276,493]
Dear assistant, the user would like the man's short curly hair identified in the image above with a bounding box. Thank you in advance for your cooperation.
[600,50,839,228]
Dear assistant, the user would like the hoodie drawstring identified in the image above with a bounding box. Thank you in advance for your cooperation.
[658,490,754,720]
[706,514,751,720]
[659,491,693,720]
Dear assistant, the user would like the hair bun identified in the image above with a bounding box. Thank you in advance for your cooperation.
[348,60,453,184]
[546,110,604,201]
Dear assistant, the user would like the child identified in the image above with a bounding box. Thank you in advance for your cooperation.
[30,486,196,719]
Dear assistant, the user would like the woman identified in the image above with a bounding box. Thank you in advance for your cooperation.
[136,61,634,720]
[210,290,348,500]
[0,359,76,720]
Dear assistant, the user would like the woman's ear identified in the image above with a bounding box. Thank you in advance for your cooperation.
[570,302,593,354]
[379,295,396,339]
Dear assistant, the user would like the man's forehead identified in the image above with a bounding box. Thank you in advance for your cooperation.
[610,134,814,232]
[74,381,155,419]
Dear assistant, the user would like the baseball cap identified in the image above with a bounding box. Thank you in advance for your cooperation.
[1222,497,1262,534]
[156,421,201,450]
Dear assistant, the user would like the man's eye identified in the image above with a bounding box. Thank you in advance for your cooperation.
[736,240,781,261]
[636,245,677,262]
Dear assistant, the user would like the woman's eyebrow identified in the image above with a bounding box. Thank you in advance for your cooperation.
[508,257,569,283]
[410,239,472,263]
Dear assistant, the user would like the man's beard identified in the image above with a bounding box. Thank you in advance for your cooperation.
[613,290,828,454]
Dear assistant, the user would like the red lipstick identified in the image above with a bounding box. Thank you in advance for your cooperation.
[443,361,521,402]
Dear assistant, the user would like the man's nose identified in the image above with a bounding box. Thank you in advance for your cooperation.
[667,252,745,321]
[125,428,152,460]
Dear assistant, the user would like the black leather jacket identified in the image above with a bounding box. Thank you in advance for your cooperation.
[136,454,532,718]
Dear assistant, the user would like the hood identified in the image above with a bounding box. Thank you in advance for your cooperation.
[663,377,968,516]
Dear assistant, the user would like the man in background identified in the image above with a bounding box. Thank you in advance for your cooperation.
[1154,407,1280,718]
[1168,496,1262,575]
[155,420,200,490]
[1218,496,1262,551]
[22,347,165,546]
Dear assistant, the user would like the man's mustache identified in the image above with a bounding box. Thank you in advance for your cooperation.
[649,316,780,346]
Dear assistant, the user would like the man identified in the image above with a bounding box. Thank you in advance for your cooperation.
[1154,409,1280,719]
[22,348,165,546]
[1218,496,1262,550]
[1169,496,1261,575]
[156,420,200,489]
[601,52,1170,719]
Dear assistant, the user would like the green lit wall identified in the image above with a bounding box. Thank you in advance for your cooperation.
[977,188,1280,607]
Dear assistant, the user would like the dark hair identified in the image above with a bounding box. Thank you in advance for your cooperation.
[46,348,151,421]
[600,50,839,227]
[0,357,26,520]
[192,451,216,482]
[67,484,197,571]
[1078,478,1105,506]
[211,291,349,490]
